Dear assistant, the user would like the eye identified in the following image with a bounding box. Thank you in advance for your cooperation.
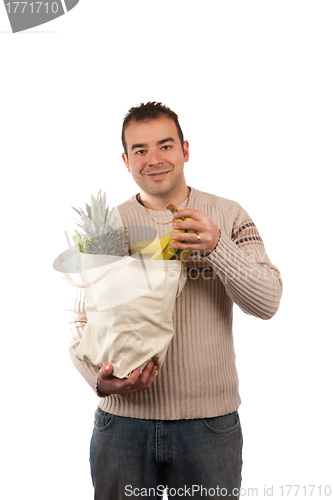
[162,145,171,150]
[135,149,146,155]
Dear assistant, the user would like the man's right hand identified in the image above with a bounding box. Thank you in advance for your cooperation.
[97,361,158,396]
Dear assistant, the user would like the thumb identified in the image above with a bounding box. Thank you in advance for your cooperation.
[101,364,114,377]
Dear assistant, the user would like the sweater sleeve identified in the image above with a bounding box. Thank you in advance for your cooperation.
[205,204,282,320]
[68,287,100,394]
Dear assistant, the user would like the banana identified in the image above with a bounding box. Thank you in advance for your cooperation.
[174,216,196,260]
[151,225,184,260]
[152,204,188,260]
[130,203,195,260]
[156,204,195,260]
[130,232,171,255]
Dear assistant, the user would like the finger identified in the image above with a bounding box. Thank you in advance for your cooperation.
[171,240,205,251]
[100,364,114,379]
[174,208,204,220]
[145,364,158,387]
[170,231,201,243]
[136,362,158,390]
[137,361,155,385]
[172,219,198,231]
[127,367,141,385]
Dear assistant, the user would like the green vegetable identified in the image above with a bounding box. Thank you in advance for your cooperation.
[72,191,128,256]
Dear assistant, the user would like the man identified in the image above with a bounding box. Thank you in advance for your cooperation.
[70,102,282,499]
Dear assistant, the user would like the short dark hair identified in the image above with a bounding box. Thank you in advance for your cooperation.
[121,101,184,155]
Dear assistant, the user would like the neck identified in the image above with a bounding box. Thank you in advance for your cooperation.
[140,185,189,211]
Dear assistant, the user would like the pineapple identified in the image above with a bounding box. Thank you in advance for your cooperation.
[72,191,128,256]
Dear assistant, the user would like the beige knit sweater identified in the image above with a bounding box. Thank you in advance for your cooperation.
[69,187,282,420]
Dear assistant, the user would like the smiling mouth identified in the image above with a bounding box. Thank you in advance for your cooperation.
[147,171,170,179]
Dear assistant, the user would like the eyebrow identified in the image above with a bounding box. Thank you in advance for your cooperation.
[131,137,175,151]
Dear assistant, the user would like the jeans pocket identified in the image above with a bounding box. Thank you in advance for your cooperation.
[93,408,115,432]
[201,411,240,435]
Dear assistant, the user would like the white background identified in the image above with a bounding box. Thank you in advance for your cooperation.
[1,1,332,499]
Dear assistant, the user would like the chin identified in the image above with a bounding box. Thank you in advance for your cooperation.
[145,181,172,195]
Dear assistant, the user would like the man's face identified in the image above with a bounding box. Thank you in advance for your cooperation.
[122,116,189,199]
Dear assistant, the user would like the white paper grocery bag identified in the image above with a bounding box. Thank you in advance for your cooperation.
[54,249,186,378]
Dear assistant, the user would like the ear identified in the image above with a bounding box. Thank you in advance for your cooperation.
[183,140,190,162]
[122,153,131,172]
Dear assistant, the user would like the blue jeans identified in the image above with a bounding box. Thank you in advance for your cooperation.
[90,409,243,499]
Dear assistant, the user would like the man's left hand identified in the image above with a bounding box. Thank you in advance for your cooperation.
[170,208,221,253]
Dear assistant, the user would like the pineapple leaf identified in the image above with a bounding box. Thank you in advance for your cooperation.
[85,203,91,219]
[71,191,128,256]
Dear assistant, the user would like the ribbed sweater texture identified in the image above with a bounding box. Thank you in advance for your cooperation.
[69,187,282,420]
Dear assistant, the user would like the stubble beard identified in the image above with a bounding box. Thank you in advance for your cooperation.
[140,170,186,203]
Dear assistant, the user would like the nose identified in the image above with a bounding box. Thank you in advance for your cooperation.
[147,149,163,167]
